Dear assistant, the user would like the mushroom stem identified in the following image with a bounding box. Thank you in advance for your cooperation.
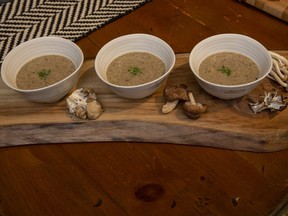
[268,52,288,91]
[162,100,179,114]
[269,70,287,88]
[281,66,288,75]
[188,91,196,105]
[267,74,276,82]
[269,51,288,65]
[273,59,286,80]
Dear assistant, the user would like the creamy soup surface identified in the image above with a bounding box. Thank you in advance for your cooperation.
[16,55,75,90]
[106,52,165,86]
[199,52,259,85]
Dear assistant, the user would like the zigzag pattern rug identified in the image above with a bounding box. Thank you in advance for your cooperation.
[0,0,150,64]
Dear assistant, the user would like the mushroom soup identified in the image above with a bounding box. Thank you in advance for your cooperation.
[198,52,259,85]
[106,52,165,86]
[16,55,75,90]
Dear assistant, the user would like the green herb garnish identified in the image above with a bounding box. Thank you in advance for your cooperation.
[128,66,141,76]
[38,69,51,80]
[217,65,232,76]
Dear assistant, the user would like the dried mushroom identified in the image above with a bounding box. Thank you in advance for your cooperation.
[161,84,189,113]
[86,100,103,119]
[163,84,189,102]
[248,89,287,114]
[183,91,207,119]
[161,84,207,119]
[267,51,288,91]
[66,88,104,120]
[162,100,179,114]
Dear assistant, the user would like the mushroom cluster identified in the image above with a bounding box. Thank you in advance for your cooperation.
[162,84,207,119]
[66,88,104,120]
[162,84,189,113]
[267,51,288,91]
[248,89,287,114]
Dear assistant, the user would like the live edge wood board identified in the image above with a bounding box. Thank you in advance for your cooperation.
[1,52,288,152]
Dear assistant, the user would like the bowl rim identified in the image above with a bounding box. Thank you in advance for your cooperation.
[95,33,176,89]
[189,33,273,89]
[1,36,84,93]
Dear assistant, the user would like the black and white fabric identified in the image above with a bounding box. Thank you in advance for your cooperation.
[0,0,150,64]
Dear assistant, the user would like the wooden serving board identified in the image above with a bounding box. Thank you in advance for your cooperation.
[1,52,288,152]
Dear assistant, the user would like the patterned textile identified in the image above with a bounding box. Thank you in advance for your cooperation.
[242,0,288,22]
[0,0,150,64]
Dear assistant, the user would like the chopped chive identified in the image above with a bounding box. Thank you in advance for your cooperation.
[128,66,141,76]
[217,65,232,76]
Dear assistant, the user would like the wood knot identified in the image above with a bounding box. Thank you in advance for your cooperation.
[135,183,165,202]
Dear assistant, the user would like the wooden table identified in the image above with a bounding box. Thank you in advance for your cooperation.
[1,0,288,215]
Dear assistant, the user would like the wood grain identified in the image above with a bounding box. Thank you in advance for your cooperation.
[1,52,288,152]
[1,1,288,215]
[79,0,288,59]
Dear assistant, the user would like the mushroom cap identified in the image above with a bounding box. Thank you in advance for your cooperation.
[67,87,103,120]
[184,111,200,119]
[183,102,207,114]
[163,84,189,101]
[87,101,103,120]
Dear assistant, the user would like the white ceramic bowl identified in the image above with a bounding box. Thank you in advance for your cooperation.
[95,33,175,99]
[189,34,272,99]
[1,36,84,103]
